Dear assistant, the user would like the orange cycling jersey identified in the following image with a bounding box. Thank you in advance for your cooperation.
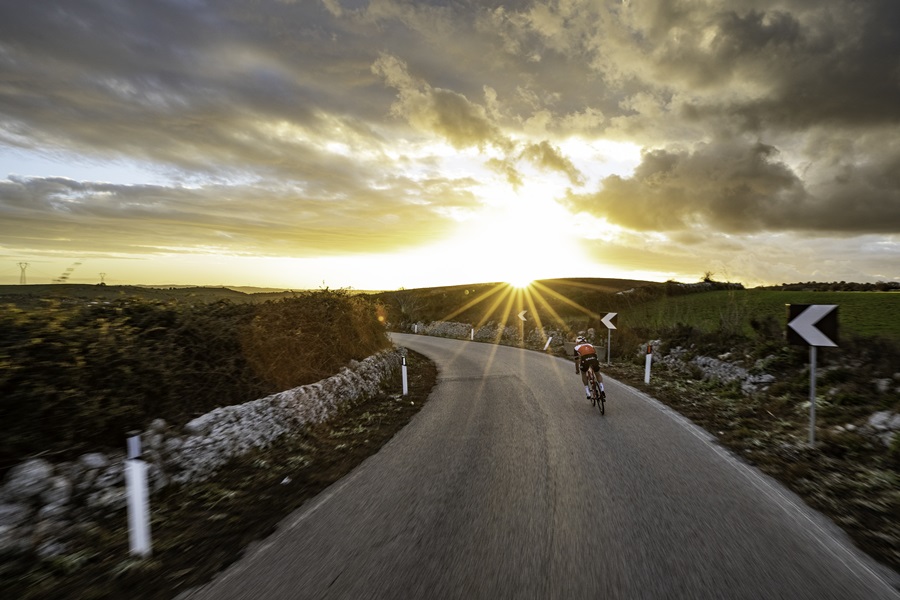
[574,342,597,357]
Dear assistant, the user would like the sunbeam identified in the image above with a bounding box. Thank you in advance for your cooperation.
[531,280,603,320]
[442,283,509,323]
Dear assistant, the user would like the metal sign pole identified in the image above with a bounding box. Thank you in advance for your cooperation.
[809,346,817,446]
[607,329,611,365]
[786,304,838,449]
[600,312,617,364]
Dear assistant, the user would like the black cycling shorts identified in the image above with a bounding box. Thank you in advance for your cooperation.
[578,354,600,373]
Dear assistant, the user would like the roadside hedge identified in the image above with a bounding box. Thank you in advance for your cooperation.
[0,289,390,475]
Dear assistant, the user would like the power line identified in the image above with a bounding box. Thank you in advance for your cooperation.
[18,262,28,285]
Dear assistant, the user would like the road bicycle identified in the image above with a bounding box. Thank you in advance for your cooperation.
[586,367,605,415]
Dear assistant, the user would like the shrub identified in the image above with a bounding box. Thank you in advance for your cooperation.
[0,291,390,473]
[240,289,391,390]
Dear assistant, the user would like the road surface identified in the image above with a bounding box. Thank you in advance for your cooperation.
[181,333,900,599]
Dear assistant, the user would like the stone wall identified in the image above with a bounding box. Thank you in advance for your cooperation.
[0,349,402,559]
[408,320,571,354]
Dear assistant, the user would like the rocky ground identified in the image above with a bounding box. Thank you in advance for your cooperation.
[0,351,437,600]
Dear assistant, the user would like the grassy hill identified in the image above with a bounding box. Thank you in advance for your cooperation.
[369,277,656,329]
[369,278,900,341]
[8,279,894,341]
[0,284,299,307]
[620,289,900,340]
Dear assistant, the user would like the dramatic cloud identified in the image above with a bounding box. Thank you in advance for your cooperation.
[519,141,584,186]
[566,140,806,233]
[0,0,897,287]
[567,136,900,235]
[0,174,480,255]
[372,53,509,152]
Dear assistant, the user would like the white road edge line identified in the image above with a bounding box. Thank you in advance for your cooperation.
[621,380,900,597]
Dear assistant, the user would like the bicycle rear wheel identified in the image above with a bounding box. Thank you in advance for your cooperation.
[591,380,604,414]
[585,371,594,406]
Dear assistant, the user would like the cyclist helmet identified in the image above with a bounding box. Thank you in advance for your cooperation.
[575,335,587,343]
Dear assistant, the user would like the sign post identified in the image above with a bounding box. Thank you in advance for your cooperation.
[787,304,839,447]
[601,312,617,364]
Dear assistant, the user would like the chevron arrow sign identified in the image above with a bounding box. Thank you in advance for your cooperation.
[787,304,838,347]
[601,312,617,330]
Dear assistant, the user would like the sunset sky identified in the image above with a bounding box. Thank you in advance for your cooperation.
[1,0,899,290]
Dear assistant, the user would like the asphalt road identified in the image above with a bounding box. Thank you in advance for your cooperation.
[181,334,900,599]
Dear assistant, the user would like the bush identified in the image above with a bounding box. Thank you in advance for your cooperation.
[0,291,390,473]
[240,289,391,389]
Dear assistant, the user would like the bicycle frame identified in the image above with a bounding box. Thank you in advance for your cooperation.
[585,365,605,414]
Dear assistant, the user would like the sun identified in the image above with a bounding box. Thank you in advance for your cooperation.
[507,276,534,289]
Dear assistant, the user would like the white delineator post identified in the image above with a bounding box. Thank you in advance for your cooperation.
[644,343,652,384]
[125,433,152,557]
[471,328,474,341]
[543,337,553,351]
[401,354,409,396]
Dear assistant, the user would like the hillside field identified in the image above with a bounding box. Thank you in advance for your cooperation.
[621,289,900,340]
[372,279,900,342]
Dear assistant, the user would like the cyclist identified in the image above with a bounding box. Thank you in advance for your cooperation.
[574,335,606,401]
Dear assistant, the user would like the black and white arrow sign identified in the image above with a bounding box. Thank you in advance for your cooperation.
[787,304,838,347]
[517,310,527,322]
[601,312,617,330]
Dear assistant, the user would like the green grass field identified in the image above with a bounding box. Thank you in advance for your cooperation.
[619,289,900,340]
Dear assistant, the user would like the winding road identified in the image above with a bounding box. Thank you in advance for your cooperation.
[181,333,900,599]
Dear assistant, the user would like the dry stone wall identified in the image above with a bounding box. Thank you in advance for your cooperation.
[0,349,402,559]
[409,320,571,354]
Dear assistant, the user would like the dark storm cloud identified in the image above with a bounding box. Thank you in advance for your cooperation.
[565,139,900,234]
[590,0,900,132]
[565,140,804,232]
[629,1,900,135]
[725,1,900,130]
